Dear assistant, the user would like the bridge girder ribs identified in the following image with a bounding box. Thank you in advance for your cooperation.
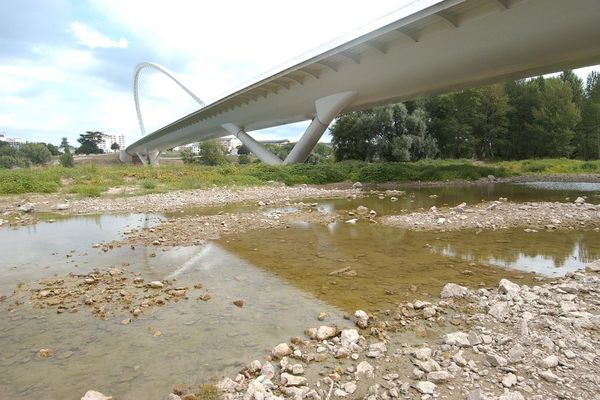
[135,149,161,166]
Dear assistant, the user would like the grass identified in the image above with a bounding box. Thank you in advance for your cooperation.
[0,158,597,197]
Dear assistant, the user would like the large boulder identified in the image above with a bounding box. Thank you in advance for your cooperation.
[440,283,470,298]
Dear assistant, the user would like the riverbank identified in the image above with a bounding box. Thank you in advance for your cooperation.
[156,263,599,400]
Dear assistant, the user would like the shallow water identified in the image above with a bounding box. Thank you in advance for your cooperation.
[1,182,600,399]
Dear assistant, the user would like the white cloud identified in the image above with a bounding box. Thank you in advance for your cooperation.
[71,22,128,49]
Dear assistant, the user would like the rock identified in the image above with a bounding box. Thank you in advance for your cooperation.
[452,352,467,367]
[354,310,369,328]
[488,301,510,320]
[352,182,363,189]
[291,364,304,375]
[233,299,244,308]
[586,259,600,272]
[427,371,452,383]
[574,197,585,205]
[147,281,164,289]
[498,279,521,296]
[356,205,369,215]
[444,332,470,347]
[509,344,525,362]
[247,360,262,373]
[167,394,182,400]
[272,343,292,359]
[502,373,517,388]
[414,381,436,394]
[315,325,337,340]
[81,391,113,400]
[538,355,559,368]
[440,283,470,298]
[37,348,53,358]
[18,203,34,213]
[499,391,525,400]
[257,201,266,206]
[467,389,488,400]
[280,372,307,386]
[216,378,237,393]
[367,342,387,358]
[345,218,358,224]
[485,353,508,367]
[343,382,357,394]
[356,361,374,379]
[333,388,348,397]
[317,312,328,321]
[340,329,360,347]
[413,300,430,309]
[422,307,436,318]
[412,347,432,361]
[539,369,559,383]
[261,362,275,380]
[56,203,70,210]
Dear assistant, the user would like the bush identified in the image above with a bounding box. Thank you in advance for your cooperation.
[18,143,52,165]
[142,178,157,189]
[238,154,251,164]
[59,152,74,167]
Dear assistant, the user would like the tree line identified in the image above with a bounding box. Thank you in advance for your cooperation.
[331,70,600,161]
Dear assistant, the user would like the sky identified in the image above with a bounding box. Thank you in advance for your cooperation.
[1,1,599,148]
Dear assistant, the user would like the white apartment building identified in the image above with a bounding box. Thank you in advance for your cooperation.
[0,132,23,148]
[99,134,126,152]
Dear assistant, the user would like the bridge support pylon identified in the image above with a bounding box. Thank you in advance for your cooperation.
[283,91,356,164]
[222,123,283,165]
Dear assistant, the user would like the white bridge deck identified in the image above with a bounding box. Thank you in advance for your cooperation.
[126,0,600,165]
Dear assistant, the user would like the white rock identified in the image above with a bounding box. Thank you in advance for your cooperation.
[485,353,508,367]
[586,259,600,272]
[280,372,307,386]
[291,364,304,375]
[272,343,292,359]
[444,332,470,347]
[247,360,262,373]
[18,203,34,213]
[354,310,369,328]
[340,329,360,347]
[502,373,517,388]
[343,382,357,394]
[167,394,182,400]
[315,325,337,340]
[414,381,436,394]
[413,300,430,309]
[412,347,432,361]
[539,370,559,383]
[356,361,374,379]
[488,301,510,320]
[498,279,521,296]
[261,362,275,380]
[352,182,363,189]
[147,281,163,288]
[81,391,112,400]
[423,307,436,318]
[427,371,452,383]
[56,203,70,210]
[538,355,559,369]
[333,388,348,397]
[499,391,525,400]
[440,283,470,298]
[574,196,585,205]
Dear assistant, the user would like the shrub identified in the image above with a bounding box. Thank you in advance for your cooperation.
[59,152,74,167]
[142,178,157,189]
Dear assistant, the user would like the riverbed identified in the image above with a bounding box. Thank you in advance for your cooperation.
[1,181,599,399]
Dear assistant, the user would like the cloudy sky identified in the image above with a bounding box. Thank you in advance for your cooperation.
[1,1,598,147]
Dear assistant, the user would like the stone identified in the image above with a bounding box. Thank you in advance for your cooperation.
[367,342,387,358]
[18,203,34,213]
[81,391,113,400]
[452,352,467,367]
[485,353,508,367]
[499,391,525,400]
[502,373,517,388]
[423,307,436,318]
[414,381,436,395]
[333,388,348,397]
[356,205,369,215]
[272,343,292,359]
[488,301,510,320]
[440,283,470,298]
[291,364,304,375]
[280,372,307,386]
[315,325,337,340]
[167,395,182,400]
[56,203,70,210]
[354,310,369,328]
[498,279,521,296]
[356,361,374,379]
[343,382,357,394]
[427,371,452,383]
[509,344,525,362]
[247,360,262,373]
[413,300,430,309]
[467,389,488,400]
[412,347,432,361]
[37,348,53,358]
[352,182,363,189]
[538,355,559,369]
[317,312,328,321]
[586,259,600,272]
[233,299,244,308]
[539,370,559,383]
[340,329,360,347]
[574,197,585,205]
[261,362,275,380]
[444,332,470,347]
[147,281,163,288]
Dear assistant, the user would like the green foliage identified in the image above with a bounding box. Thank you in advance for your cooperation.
[180,147,197,164]
[45,143,61,156]
[198,140,229,166]
[238,153,251,164]
[59,151,74,167]
[110,142,120,151]
[18,142,52,165]
[0,169,60,194]
[69,184,103,197]
[76,131,104,155]
[142,178,157,189]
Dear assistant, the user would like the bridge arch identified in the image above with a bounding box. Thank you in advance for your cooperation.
[132,62,205,136]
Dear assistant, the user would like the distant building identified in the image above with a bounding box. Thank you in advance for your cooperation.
[218,136,242,154]
[0,132,23,148]
[258,139,290,146]
[174,143,200,154]
[99,134,126,152]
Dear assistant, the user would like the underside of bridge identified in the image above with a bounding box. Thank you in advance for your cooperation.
[125,0,600,166]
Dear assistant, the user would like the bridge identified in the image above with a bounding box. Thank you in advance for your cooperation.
[124,0,600,165]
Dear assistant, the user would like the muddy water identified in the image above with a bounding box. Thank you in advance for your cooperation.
[1,182,600,399]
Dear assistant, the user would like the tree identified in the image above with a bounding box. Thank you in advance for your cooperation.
[560,70,585,109]
[526,78,580,158]
[426,92,475,158]
[237,144,250,155]
[198,140,229,165]
[576,71,600,159]
[180,147,196,164]
[75,131,104,155]
[111,142,120,152]
[331,109,380,161]
[18,143,52,165]
[45,143,61,156]
[59,151,74,167]
[238,153,251,164]
[470,85,512,159]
